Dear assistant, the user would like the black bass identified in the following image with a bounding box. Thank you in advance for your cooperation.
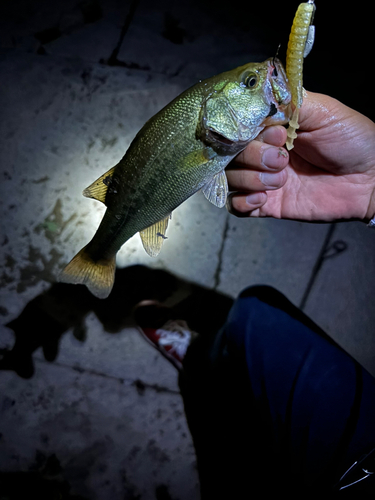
[59,58,292,298]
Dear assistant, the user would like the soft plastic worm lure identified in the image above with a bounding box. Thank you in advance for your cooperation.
[285,0,316,150]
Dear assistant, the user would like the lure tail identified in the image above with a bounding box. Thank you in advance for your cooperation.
[286,107,300,149]
[59,246,116,299]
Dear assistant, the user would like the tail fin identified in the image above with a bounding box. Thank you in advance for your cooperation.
[59,246,116,299]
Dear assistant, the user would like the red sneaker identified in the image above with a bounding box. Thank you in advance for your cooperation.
[137,319,195,370]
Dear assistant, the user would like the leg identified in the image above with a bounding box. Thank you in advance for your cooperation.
[180,286,375,498]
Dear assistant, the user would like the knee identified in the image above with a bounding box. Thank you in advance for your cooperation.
[230,285,290,332]
[223,285,317,359]
[223,286,283,355]
[238,285,290,309]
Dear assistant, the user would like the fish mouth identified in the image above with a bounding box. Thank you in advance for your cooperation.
[264,99,292,126]
[267,103,278,117]
[264,58,292,125]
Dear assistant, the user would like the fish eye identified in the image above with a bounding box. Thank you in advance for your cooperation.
[243,72,259,89]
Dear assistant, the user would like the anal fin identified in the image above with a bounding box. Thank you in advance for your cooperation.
[139,216,170,257]
[82,165,116,204]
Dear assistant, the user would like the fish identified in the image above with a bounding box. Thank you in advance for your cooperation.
[59,57,292,299]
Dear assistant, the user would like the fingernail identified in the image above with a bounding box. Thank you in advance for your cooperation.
[262,147,288,169]
[259,171,283,188]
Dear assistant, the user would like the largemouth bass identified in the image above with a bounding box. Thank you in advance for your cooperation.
[59,58,292,298]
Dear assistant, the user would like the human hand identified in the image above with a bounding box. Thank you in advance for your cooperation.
[226,91,375,222]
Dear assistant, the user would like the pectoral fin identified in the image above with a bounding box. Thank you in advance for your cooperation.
[83,165,116,204]
[139,216,171,257]
[202,170,228,208]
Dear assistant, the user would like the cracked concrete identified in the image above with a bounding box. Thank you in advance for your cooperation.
[212,213,230,290]
[1,0,375,499]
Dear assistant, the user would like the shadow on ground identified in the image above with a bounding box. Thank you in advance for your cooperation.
[0,450,181,500]
[1,264,234,379]
[1,265,234,499]
[0,453,87,500]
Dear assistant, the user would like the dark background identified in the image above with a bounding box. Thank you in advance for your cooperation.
[1,0,373,117]
[1,1,374,499]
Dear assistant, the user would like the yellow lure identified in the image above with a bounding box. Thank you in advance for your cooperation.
[286,1,315,150]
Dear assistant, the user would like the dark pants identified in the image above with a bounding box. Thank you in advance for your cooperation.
[180,286,375,498]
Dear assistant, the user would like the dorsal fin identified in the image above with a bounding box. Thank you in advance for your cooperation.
[139,216,171,257]
[82,165,116,204]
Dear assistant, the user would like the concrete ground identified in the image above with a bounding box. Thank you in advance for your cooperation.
[1,1,374,499]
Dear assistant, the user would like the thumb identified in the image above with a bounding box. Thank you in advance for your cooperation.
[297,90,344,132]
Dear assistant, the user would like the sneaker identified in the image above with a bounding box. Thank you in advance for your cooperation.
[137,319,195,370]
[133,300,171,329]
